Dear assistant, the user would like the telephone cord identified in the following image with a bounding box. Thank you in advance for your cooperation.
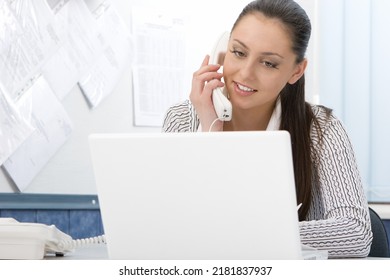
[58,234,106,251]
[208,117,224,132]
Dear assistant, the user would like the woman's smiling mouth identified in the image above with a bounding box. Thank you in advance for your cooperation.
[234,82,257,96]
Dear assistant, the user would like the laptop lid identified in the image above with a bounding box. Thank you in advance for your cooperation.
[89,131,302,260]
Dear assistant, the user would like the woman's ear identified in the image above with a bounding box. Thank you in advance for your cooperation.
[288,59,307,85]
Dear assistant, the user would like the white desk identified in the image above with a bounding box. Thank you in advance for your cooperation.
[44,244,109,260]
[43,244,389,260]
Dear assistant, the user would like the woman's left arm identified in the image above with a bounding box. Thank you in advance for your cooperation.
[299,114,373,258]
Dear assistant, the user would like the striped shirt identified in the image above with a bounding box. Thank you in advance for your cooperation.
[162,100,373,258]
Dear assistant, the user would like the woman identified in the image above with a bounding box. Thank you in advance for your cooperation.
[162,0,372,258]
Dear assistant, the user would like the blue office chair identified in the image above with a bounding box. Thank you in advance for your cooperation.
[368,207,390,258]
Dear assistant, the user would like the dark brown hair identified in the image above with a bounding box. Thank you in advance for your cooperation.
[232,0,330,221]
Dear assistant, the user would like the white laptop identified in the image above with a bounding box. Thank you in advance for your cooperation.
[89,131,303,260]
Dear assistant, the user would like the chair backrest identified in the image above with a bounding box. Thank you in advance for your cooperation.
[368,207,390,258]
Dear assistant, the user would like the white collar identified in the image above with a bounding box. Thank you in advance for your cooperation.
[266,97,281,131]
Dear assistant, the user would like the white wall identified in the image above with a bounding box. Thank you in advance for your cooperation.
[0,0,316,194]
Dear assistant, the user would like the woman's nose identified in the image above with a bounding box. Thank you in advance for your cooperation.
[239,60,256,80]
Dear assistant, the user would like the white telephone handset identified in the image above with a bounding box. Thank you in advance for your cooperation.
[0,217,106,259]
[210,32,232,121]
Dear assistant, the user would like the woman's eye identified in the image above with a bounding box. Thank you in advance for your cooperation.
[263,61,277,69]
[231,50,245,58]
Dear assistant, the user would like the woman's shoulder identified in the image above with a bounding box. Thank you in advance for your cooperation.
[309,103,349,140]
[162,100,199,132]
[165,99,193,113]
[310,103,344,128]
[310,104,336,122]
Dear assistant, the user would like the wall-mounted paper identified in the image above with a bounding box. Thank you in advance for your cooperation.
[79,3,133,108]
[131,6,187,127]
[2,76,73,191]
[0,1,60,101]
[42,0,103,101]
[0,89,34,166]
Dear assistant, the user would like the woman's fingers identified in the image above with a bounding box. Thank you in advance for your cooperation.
[203,79,225,95]
[201,54,210,67]
[192,60,223,95]
[191,55,224,103]
[189,55,226,132]
[193,71,223,87]
[195,55,221,78]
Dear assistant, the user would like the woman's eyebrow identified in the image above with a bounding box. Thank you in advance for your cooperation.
[232,39,285,59]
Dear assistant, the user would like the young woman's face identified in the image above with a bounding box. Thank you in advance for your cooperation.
[223,12,306,111]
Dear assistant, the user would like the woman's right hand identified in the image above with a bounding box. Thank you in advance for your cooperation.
[189,55,225,131]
